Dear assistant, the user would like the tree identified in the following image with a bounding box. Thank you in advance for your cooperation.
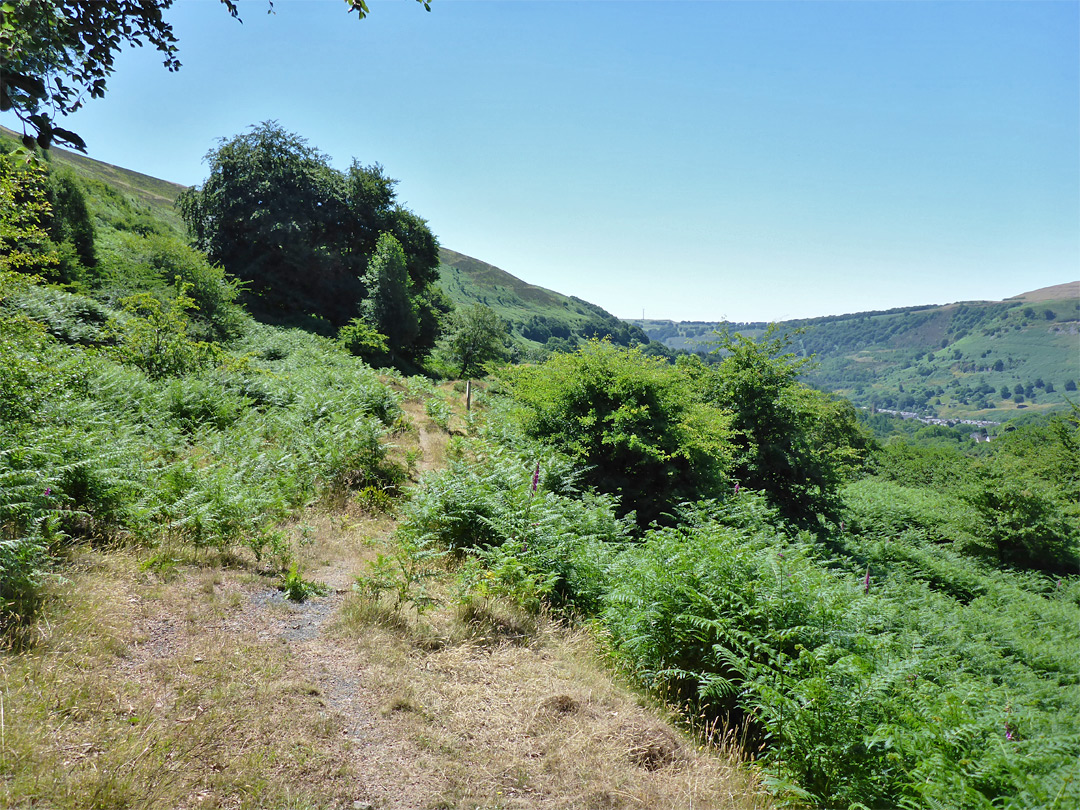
[359,232,418,359]
[177,122,442,345]
[0,151,59,276]
[338,318,389,365]
[0,0,429,150]
[177,122,355,326]
[437,304,508,380]
[704,326,871,520]
[504,341,733,527]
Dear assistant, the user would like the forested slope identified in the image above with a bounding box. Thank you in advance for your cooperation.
[638,285,1080,422]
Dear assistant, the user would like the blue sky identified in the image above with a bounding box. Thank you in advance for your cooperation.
[10,0,1078,322]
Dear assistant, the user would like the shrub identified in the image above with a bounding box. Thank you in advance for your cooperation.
[338,317,389,364]
[96,231,244,339]
[107,288,218,379]
[700,328,872,521]
[502,341,733,527]
[399,435,631,613]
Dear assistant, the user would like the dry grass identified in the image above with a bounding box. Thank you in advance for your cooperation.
[2,393,770,810]
[333,582,770,810]
[0,548,358,809]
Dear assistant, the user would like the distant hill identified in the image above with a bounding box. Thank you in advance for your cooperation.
[634,284,1080,422]
[1007,282,1079,303]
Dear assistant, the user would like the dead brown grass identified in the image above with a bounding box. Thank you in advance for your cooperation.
[331,584,770,810]
[2,386,769,810]
[0,548,359,809]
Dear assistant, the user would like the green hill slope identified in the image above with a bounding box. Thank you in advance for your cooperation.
[437,247,647,349]
[9,126,1070,417]
[1,125,188,234]
[3,127,646,350]
[636,284,1080,421]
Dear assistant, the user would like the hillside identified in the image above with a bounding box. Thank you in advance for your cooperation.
[438,248,647,349]
[4,129,1079,810]
[635,283,1080,422]
[0,125,188,234]
[1,137,766,808]
[5,127,646,351]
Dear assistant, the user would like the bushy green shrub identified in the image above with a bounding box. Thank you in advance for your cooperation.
[502,340,734,526]
[698,328,872,521]
[95,231,245,339]
[338,317,389,364]
[0,154,59,279]
[106,288,218,379]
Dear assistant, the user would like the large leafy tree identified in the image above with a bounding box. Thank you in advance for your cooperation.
[702,327,871,521]
[177,122,443,355]
[0,0,429,150]
[176,122,353,324]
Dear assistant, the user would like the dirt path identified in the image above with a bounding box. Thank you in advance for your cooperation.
[1,400,768,810]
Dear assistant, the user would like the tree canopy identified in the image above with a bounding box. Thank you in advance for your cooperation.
[360,232,418,359]
[177,122,443,358]
[702,327,871,520]
[437,303,509,380]
[504,340,734,527]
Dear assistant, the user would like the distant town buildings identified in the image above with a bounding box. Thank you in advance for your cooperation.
[864,407,999,434]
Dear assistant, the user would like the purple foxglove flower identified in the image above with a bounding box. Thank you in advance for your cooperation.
[863,568,871,594]
[733,482,740,495]
[531,462,540,495]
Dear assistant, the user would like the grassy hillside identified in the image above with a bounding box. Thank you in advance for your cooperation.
[438,247,648,350]
[0,125,188,234]
[9,126,1071,420]
[2,128,647,351]
[0,141,766,808]
[636,284,1080,422]
[4,129,1077,810]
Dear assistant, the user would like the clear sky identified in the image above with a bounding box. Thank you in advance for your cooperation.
[8,0,1079,323]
